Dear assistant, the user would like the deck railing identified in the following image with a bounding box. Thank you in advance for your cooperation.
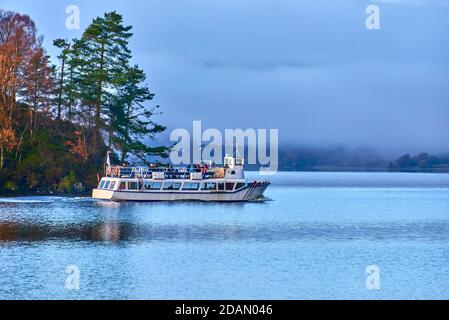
[105,166,217,179]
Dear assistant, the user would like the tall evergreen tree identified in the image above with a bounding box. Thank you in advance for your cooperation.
[77,11,132,155]
[53,38,70,121]
[69,37,93,128]
[69,11,167,163]
[109,65,167,163]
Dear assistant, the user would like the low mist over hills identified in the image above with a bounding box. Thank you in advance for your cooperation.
[247,146,449,173]
[277,147,386,171]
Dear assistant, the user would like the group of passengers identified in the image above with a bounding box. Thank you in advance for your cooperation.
[162,163,211,179]
[118,162,213,179]
[187,163,209,173]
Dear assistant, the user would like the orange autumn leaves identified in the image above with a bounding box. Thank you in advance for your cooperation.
[66,131,89,161]
[0,10,55,167]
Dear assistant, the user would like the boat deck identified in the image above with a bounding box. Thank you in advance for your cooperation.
[105,166,221,180]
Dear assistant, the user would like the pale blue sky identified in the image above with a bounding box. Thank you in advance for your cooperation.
[1,0,449,155]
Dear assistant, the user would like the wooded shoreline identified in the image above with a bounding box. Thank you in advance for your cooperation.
[0,10,167,195]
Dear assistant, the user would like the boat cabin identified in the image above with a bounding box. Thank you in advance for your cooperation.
[97,178,247,193]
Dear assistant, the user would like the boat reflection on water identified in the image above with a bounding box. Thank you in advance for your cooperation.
[2,219,449,243]
[95,222,121,242]
[0,221,122,243]
[0,221,246,243]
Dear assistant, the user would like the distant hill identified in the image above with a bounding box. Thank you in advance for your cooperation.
[276,146,388,172]
[388,153,449,173]
[245,147,449,173]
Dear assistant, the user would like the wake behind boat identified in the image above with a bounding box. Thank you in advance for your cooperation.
[92,155,270,202]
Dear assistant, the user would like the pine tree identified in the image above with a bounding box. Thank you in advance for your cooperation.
[71,11,167,163]
[109,65,167,163]
[77,11,132,156]
[53,38,70,121]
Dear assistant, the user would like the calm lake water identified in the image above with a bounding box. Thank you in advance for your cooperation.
[1,171,449,300]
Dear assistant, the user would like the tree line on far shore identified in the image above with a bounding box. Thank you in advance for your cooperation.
[388,153,449,172]
[274,147,449,173]
[0,10,167,193]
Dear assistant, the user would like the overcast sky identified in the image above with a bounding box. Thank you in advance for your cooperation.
[1,0,449,156]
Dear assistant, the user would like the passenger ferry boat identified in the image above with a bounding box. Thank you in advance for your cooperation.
[92,155,270,202]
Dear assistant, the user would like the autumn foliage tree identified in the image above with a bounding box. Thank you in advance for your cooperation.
[20,46,55,140]
[0,10,79,191]
[0,10,41,168]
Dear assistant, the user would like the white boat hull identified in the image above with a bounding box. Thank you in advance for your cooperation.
[92,183,268,202]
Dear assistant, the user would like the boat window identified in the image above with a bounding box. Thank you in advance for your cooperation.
[162,183,171,190]
[235,183,246,190]
[119,182,126,190]
[163,182,182,190]
[218,182,225,191]
[99,180,105,189]
[109,181,116,190]
[152,182,162,190]
[144,182,162,190]
[128,182,138,190]
[226,183,235,191]
[104,181,111,189]
[201,182,216,191]
[182,182,200,190]
[186,182,200,190]
[190,183,200,190]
